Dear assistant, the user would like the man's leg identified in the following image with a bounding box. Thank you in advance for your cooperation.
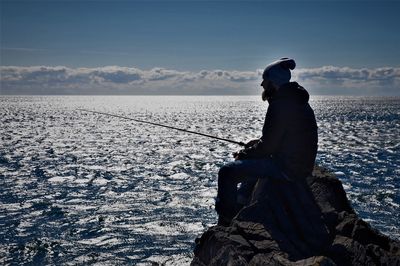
[216,159,281,222]
[237,179,258,206]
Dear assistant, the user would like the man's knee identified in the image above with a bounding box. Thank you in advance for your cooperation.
[218,164,237,187]
[218,164,233,178]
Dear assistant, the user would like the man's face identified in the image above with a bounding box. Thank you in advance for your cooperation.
[261,79,276,102]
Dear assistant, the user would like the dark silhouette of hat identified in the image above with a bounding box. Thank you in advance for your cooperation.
[262,58,296,86]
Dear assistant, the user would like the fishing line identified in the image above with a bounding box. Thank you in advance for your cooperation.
[78,109,245,146]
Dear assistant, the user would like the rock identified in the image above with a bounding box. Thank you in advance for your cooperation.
[192,166,400,265]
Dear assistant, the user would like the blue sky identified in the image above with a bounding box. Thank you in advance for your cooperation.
[1,0,399,95]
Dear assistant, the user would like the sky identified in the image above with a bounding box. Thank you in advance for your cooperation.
[1,0,399,95]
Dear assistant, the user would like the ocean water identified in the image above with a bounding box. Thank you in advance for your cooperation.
[0,95,399,265]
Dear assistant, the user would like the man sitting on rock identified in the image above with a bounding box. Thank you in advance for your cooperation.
[216,58,318,226]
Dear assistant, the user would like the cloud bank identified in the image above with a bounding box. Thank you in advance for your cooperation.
[1,65,399,95]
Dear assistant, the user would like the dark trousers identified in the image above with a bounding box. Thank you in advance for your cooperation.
[216,159,283,220]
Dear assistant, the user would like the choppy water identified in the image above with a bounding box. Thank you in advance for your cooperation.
[1,95,399,265]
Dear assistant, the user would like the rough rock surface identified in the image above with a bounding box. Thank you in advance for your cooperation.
[192,166,400,266]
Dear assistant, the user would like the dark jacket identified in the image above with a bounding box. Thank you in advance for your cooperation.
[237,82,318,179]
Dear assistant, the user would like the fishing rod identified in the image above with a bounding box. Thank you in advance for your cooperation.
[77,109,245,146]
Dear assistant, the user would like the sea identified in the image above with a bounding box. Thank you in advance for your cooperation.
[1,95,399,265]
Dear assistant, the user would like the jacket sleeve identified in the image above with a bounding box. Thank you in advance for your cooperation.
[237,104,286,159]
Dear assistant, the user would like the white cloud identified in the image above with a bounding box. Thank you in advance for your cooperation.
[292,66,400,95]
[1,65,399,95]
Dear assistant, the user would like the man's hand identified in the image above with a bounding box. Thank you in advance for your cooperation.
[232,150,246,160]
[245,139,260,148]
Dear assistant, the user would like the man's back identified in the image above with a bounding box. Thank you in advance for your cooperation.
[268,82,318,179]
[238,81,318,180]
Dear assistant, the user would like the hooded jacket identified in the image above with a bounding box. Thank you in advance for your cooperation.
[238,82,318,179]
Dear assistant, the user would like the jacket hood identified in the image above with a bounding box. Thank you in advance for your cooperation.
[272,82,310,103]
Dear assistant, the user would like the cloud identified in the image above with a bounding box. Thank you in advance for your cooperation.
[1,65,399,95]
[292,66,400,95]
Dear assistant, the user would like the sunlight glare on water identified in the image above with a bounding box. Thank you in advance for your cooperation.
[1,95,399,265]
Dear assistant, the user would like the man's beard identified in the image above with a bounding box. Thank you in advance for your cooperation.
[262,89,273,102]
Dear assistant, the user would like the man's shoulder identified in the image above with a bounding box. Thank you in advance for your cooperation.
[268,98,314,121]
[268,98,296,111]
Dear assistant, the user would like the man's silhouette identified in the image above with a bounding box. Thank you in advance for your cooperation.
[216,58,318,225]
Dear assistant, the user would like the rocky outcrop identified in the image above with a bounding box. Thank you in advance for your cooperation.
[192,166,400,266]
